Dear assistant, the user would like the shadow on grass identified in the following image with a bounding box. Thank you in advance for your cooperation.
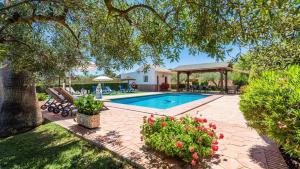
[0,122,133,169]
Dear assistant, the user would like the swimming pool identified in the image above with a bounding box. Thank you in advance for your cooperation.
[110,93,209,109]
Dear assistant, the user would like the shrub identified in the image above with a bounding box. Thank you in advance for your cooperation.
[37,93,48,101]
[160,83,170,91]
[141,115,224,166]
[240,66,300,158]
[74,95,103,115]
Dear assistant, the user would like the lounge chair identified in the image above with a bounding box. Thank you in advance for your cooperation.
[119,85,126,93]
[42,88,70,117]
[57,87,109,112]
[66,87,81,95]
[227,85,238,94]
[128,86,135,93]
[53,87,77,117]
[103,86,113,95]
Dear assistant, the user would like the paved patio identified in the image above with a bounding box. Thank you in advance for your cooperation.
[43,95,287,169]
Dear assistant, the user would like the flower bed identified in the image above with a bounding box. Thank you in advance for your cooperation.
[141,115,223,166]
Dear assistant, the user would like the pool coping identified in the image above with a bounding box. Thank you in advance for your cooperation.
[104,93,223,116]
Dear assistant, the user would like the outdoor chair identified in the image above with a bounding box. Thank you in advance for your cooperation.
[227,85,238,94]
[119,85,126,93]
[66,87,81,96]
[128,86,135,93]
[41,88,70,117]
[103,86,113,95]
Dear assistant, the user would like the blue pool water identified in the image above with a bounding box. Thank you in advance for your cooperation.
[111,93,208,109]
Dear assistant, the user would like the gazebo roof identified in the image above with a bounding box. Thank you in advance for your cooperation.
[172,62,232,72]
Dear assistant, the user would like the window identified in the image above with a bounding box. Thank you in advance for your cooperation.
[144,75,148,82]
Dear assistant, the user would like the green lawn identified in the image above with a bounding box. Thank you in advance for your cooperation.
[0,122,134,169]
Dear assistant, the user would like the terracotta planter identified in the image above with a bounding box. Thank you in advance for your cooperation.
[76,113,100,129]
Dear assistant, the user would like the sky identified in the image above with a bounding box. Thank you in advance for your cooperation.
[117,45,248,74]
[82,45,248,76]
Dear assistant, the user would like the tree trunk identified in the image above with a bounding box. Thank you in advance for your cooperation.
[0,66,43,137]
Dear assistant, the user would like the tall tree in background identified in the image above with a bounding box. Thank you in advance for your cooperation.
[0,0,298,137]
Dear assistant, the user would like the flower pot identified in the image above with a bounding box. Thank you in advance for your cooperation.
[76,113,100,129]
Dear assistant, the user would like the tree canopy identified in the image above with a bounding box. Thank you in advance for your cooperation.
[0,0,299,78]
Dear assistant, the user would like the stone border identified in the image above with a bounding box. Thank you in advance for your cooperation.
[105,93,223,116]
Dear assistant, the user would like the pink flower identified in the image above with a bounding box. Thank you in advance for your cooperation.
[192,152,199,160]
[219,133,224,139]
[202,118,207,123]
[191,159,197,166]
[176,141,184,148]
[212,145,218,151]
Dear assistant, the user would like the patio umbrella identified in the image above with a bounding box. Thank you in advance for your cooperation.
[67,61,98,91]
[93,76,113,99]
[121,76,136,88]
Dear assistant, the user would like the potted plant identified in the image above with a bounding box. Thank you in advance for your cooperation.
[74,95,103,129]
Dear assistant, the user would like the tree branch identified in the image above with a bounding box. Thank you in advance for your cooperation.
[104,0,173,30]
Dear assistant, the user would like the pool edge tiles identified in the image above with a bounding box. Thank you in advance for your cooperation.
[105,93,223,116]
[110,93,209,109]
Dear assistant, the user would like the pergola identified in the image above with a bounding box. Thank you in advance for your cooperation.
[172,62,233,93]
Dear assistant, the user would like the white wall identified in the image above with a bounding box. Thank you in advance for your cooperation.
[156,72,171,85]
[121,68,172,86]
[121,68,156,85]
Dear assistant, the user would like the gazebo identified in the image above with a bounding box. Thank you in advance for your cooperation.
[172,62,233,93]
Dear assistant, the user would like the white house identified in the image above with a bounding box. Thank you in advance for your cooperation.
[120,66,173,91]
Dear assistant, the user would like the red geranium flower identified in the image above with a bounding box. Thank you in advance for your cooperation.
[161,121,167,127]
[208,131,214,137]
[212,140,218,145]
[169,116,175,121]
[197,126,204,131]
[148,117,155,125]
[209,122,216,129]
[189,146,195,153]
[192,152,199,160]
[191,159,197,166]
[212,145,218,151]
[176,141,183,148]
[219,133,224,139]
[202,118,207,123]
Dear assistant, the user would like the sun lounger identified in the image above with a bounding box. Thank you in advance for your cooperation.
[103,86,113,95]
[41,88,70,117]
[127,86,135,93]
[119,85,126,93]
[57,87,109,112]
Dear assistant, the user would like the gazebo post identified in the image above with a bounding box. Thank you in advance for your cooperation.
[187,72,190,91]
[177,72,180,92]
[225,70,228,93]
[220,70,224,93]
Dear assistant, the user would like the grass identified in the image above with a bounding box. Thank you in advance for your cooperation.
[0,122,134,169]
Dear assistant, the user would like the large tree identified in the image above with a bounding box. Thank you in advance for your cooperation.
[0,0,298,137]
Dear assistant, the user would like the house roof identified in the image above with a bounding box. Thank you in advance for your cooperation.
[172,62,232,72]
[136,65,173,74]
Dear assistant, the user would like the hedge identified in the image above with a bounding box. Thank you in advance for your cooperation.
[36,83,128,93]
[240,66,300,158]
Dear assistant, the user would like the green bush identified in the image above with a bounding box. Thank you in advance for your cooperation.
[37,93,48,101]
[141,115,224,166]
[240,66,300,158]
[74,95,103,115]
